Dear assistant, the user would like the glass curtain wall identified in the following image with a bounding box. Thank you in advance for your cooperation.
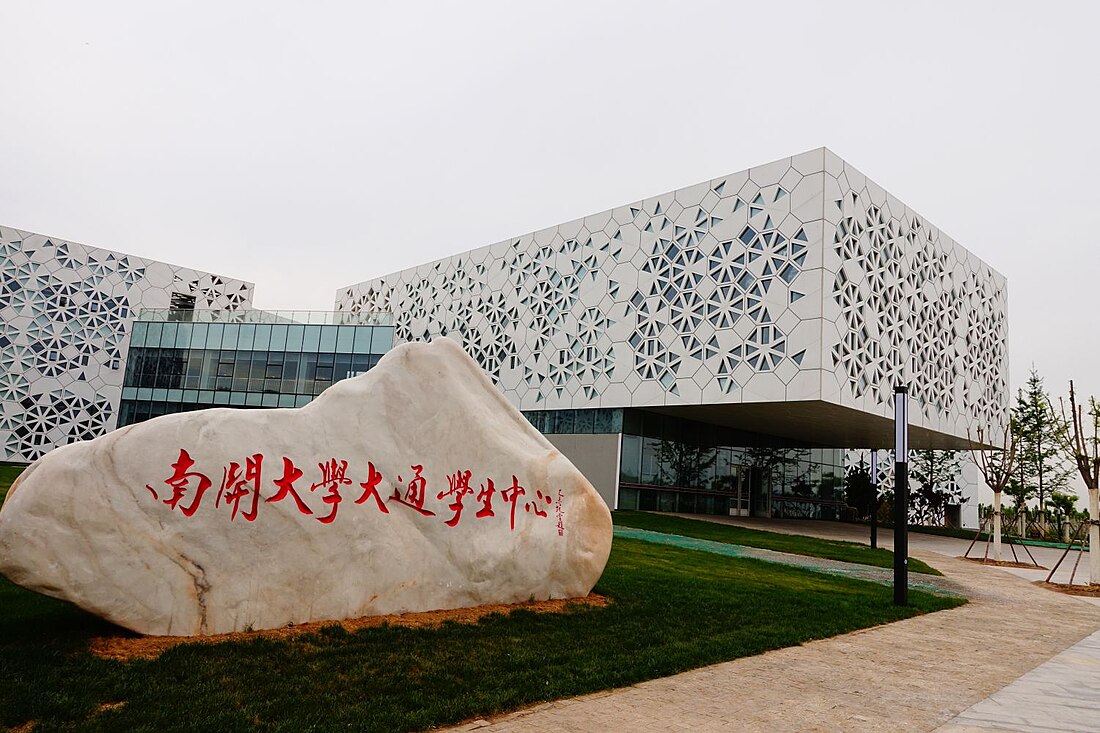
[614,410,845,518]
[118,321,394,427]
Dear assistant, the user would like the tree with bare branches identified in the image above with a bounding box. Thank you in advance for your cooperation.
[970,423,1019,561]
[1053,382,1100,583]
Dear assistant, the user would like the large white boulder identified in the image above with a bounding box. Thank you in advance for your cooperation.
[0,338,612,636]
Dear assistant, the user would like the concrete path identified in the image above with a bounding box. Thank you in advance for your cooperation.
[935,629,1100,732]
[446,521,1100,732]
[694,515,1085,586]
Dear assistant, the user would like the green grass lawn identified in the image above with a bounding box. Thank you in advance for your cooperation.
[0,462,24,505]
[613,510,941,575]
[0,537,962,732]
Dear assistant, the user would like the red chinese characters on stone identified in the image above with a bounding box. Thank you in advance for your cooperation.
[525,489,552,519]
[555,489,565,536]
[147,449,212,517]
[145,451,565,535]
[265,457,314,515]
[354,461,389,513]
[501,475,526,531]
[219,453,263,522]
[475,478,496,518]
[438,469,474,527]
[311,459,353,524]
[390,465,435,516]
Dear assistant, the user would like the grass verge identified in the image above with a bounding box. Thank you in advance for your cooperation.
[613,510,941,575]
[0,462,25,505]
[0,537,961,731]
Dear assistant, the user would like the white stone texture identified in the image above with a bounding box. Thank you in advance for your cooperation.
[0,338,612,636]
[0,225,255,462]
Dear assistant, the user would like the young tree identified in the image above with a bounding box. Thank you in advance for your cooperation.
[1053,382,1100,584]
[1048,490,1080,540]
[970,423,1019,561]
[1014,368,1073,517]
[909,450,964,526]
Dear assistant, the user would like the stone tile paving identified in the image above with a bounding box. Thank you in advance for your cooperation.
[935,629,1100,733]
[613,525,965,597]
[445,545,1100,732]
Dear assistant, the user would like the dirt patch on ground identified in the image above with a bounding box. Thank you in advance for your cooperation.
[957,556,1046,570]
[89,595,609,662]
[1035,581,1100,597]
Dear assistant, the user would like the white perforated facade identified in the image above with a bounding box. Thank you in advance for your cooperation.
[0,225,254,462]
[337,148,1008,448]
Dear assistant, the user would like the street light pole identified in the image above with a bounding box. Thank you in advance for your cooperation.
[870,450,878,550]
[894,385,909,606]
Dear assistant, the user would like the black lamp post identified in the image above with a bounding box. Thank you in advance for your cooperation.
[894,385,909,606]
[870,450,878,549]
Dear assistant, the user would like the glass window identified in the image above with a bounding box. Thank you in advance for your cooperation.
[174,323,192,349]
[331,354,350,381]
[220,324,239,350]
[370,327,394,353]
[261,393,279,408]
[204,323,223,349]
[145,321,163,348]
[286,324,305,352]
[609,409,624,433]
[336,326,355,353]
[269,324,289,351]
[618,487,639,511]
[353,326,373,353]
[552,410,574,434]
[233,356,250,392]
[620,434,642,483]
[282,353,300,380]
[713,448,732,491]
[622,409,643,435]
[302,325,321,352]
[574,409,595,434]
[189,322,208,349]
[640,437,662,484]
[130,322,148,348]
[349,354,371,376]
[318,326,338,352]
[278,394,296,408]
[236,324,256,351]
[253,325,272,351]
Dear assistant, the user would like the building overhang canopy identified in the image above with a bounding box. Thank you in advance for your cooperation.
[648,400,987,450]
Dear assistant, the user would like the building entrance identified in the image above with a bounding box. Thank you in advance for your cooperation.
[729,465,750,517]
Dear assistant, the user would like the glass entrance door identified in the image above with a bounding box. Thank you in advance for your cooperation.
[729,464,750,517]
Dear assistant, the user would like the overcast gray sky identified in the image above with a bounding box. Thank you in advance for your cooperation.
[2,0,1098,406]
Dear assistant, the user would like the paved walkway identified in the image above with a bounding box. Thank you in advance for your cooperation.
[445,518,1100,732]
[936,629,1100,732]
[696,515,1084,586]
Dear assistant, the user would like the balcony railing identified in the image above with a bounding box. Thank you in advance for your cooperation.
[135,309,393,326]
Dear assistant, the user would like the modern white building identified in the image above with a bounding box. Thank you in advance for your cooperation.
[337,148,1009,520]
[0,225,254,462]
[1,148,1009,526]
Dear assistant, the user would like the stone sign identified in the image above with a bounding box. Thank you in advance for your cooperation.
[0,338,613,636]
